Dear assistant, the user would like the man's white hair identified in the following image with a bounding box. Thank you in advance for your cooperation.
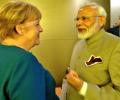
[79,2,107,17]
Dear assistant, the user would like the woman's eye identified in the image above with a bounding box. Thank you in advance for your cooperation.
[36,23,39,26]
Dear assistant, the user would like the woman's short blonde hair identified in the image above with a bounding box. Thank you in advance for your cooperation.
[0,1,41,41]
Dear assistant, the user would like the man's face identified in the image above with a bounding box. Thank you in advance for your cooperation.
[75,6,100,39]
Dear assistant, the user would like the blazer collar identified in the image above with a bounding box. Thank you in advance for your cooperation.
[85,29,105,45]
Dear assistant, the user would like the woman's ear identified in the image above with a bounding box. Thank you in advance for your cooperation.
[15,24,23,35]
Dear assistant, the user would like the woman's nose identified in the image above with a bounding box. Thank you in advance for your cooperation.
[38,25,43,32]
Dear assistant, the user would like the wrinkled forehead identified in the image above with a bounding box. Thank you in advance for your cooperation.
[77,5,98,16]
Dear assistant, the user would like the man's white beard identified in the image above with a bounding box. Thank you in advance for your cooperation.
[77,21,98,39]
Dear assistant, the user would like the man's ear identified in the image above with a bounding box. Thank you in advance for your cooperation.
[98,16,106,27]
[15,24,23,35]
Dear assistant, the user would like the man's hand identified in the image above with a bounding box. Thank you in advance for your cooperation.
[65,70,83,91]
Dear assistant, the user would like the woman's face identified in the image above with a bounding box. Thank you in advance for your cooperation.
[21,19,43,48]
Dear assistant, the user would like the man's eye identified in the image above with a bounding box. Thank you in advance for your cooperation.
[82,17,88,20]
[75,17,89,21]
[75,17,79,21]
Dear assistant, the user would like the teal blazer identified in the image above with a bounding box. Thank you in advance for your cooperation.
[0,45,59,100]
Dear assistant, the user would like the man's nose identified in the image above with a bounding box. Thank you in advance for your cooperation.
[76,20,83,27]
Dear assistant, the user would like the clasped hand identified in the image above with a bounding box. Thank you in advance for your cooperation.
[65,69,84,91]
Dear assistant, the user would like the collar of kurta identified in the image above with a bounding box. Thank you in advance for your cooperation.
[85,29,105,45]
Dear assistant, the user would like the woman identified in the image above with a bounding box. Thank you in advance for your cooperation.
[0,1,59,100]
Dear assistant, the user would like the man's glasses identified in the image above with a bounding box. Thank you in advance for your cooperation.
[74,16,102,22]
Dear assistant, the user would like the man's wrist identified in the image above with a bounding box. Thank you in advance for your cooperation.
[78,81,88,96]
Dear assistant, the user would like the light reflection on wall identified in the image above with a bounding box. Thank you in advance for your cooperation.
[72,0,89,16]
[110,0,120,27]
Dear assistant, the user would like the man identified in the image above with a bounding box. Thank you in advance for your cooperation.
[113,16,120,28]
[62,3,120,100]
